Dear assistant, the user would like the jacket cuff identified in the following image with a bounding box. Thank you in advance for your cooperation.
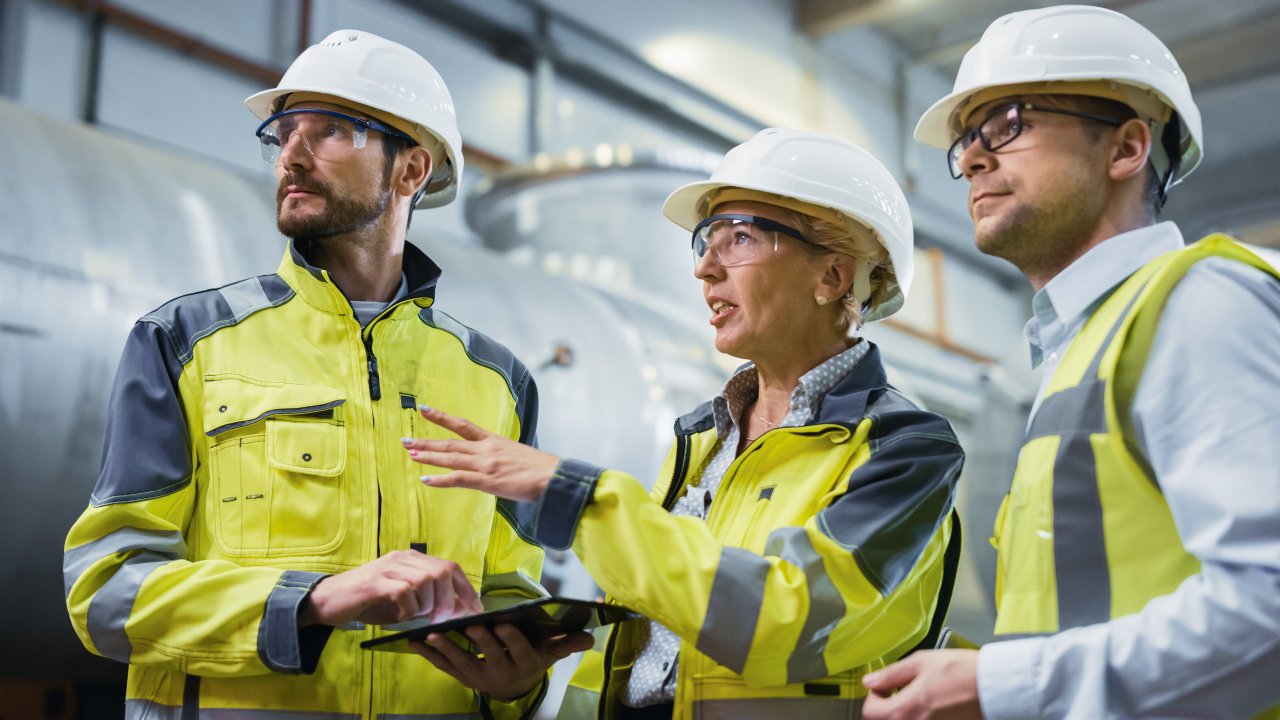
[532,459,604,551]
[258,570,334,674]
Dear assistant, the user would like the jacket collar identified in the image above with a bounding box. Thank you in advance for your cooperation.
[278,239,441,315]
[673,341,890,435]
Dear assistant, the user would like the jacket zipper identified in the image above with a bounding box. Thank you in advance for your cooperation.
[597,624,621,720]
[590,435,687,719]
[661,434,692,510]
[363,335,381,401]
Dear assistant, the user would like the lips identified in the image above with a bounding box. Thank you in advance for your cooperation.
[707,298,738,326]
[277,174,328,206]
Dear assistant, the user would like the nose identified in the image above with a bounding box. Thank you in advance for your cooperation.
[277,132,314,170]
[956,137,993,179]
[693,246,724,281]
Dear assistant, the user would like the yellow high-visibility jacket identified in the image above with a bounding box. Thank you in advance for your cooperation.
[532,345,963,720]
[64,242,548,719]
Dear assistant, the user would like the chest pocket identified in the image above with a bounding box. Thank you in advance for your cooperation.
[204,375,347,557]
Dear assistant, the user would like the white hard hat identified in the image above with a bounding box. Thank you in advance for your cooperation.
[915,5,1202,186]
[663,128,914,322]
[246,29,463,208]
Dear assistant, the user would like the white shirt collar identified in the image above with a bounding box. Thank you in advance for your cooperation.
[1024,222,1185,366]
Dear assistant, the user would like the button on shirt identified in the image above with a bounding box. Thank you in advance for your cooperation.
[978,222,1280,718]
[622,340,870,708]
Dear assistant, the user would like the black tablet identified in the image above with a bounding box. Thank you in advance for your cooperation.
[361,597,640,653]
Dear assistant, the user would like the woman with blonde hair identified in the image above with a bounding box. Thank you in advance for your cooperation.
[404,128,963,720]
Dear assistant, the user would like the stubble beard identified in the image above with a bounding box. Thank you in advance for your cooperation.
[276,172,392,244]
[973,178,1106,281]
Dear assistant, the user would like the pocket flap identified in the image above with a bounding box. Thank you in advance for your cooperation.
[205,375,346,436]
[267,419,346,477]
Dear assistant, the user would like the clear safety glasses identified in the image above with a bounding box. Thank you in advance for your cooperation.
[947,102,1124,179]
[255,108,415,163]
[691,214,811,268]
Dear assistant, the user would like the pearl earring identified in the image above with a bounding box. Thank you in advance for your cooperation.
[816,295,828,306]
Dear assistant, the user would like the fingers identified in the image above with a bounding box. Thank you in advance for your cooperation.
[407,450,482,474]
[468,625,515,669]
[451,567,484,615]
[410,638,463,677]
[421,470,491,491]
[419,404,491,441]
[490,623,538,668]
[428,631,485,671]
[418,573,444,620]
[863,655,921,696]
[355,551,477,625]
[534,630,594,661]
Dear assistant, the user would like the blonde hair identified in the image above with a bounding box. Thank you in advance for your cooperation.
[783,208,893,332]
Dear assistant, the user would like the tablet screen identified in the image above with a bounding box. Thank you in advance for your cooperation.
[361,597,640,652]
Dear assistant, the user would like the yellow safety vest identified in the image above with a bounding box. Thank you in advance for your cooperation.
[993,235,1279,718]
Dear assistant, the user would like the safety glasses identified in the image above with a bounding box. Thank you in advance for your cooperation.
[255,108,414,163]
[947,102,1124,178]
[691,214,811,267]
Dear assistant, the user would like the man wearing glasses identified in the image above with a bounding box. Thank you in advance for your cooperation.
[63,30,586,718]
[864,6,1280,719]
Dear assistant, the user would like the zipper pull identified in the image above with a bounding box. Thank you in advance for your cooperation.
[364,337,381,401]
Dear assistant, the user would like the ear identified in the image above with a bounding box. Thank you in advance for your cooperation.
[815,252,857,301]
[394,146,433,199]
[1108,118,1151,183]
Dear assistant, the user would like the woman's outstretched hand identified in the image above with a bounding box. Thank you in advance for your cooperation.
[402,405,561,502]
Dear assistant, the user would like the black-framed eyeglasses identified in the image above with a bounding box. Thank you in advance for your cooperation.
[255,108,416,163]
[947,102,1124,179]
[691,213,811,267]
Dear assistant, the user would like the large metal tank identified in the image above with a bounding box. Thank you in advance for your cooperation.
[0,97,727,704]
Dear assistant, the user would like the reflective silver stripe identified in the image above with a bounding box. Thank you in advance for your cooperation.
[555,686,602,720]
[201,710,359,719]
[125,700,182,720]
[1051,429,1111,629]
[377,714,480,719]
[219,276,270,322]
[1028,377,1112,630]
[64,528,186,598]
[691,696,864,720]
[1024,379,1107,439]
[85,551,175,662]
[480,570,550,599]
[764,527,843,683]
[697,547,768,674]
[1026,290,1144,631]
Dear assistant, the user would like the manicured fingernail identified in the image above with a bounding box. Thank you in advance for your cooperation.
[408,449,419,457]
[420,475,432,484]
[418,404,434,413]
[401,437,414,445]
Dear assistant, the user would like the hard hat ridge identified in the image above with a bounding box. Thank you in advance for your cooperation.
[914,5,1203,188]
[246,29,464,209]
[663,128,914,322]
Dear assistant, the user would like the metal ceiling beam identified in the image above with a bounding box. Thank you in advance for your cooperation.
[1170,9,1280,90]
[796,0,888,36]
[390,0,759,149]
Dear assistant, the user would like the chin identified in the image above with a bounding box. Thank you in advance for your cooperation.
[713,333,753,361]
